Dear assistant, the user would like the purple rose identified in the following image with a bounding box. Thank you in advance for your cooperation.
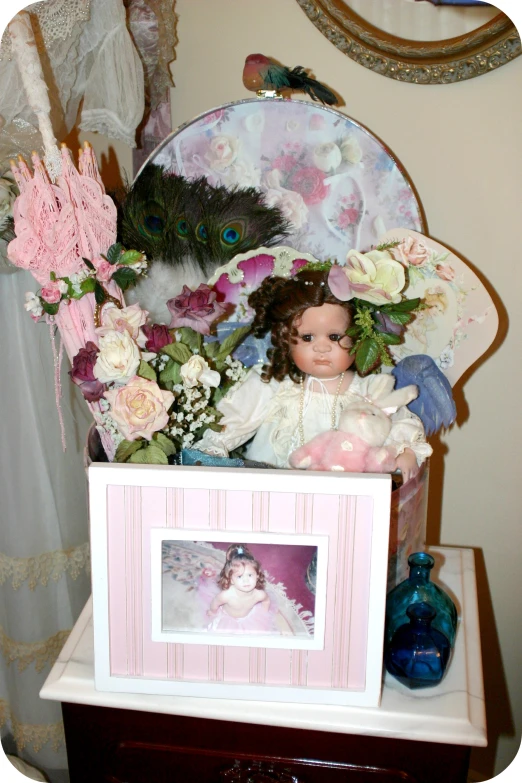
[142,324,173,353]
[70,341,106,402]
[374,311,404,337]
[167,284,227,336]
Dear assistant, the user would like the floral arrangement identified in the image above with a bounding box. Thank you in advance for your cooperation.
[23,243,148,320]
[69,281,249,464]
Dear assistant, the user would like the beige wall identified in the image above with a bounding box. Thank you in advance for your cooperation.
[88,0,521,777]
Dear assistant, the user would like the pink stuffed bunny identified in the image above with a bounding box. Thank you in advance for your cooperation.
[289,381,418,474]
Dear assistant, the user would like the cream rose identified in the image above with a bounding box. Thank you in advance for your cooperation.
[220,159,261,188]
[243,112,265,133]
[345,249,406,305]
[340,136,363,164]
[104,377,174,441]
[313,142,342,173]
[204,135,240,171]
[180,355,220,389]
[263,188,308,230]
[391,236,431,267]
[96,303,148,344]
[93,329,141,384]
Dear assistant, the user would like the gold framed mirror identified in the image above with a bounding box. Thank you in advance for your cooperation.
[295,0,520,84]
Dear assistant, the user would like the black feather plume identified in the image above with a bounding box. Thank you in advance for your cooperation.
[119,164,290,276]
[285,66,338,106]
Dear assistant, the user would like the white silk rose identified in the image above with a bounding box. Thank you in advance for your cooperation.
[96,303,148,345]
[104,377,174,441]
[180,355,220,389]
[312,142,342,173]
[263,187,308,230]
[345,249,406,305]
[93,329,141,384]
[204,135,240,171]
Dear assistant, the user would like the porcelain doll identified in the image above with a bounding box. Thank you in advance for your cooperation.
[195,269,432,482]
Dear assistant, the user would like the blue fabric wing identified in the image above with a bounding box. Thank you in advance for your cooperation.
[208,320,272,368]
[391,355,457,436]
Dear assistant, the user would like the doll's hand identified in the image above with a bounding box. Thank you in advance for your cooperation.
[395,448,419,484]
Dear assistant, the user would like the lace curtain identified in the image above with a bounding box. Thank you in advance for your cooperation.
[0,268,92,778]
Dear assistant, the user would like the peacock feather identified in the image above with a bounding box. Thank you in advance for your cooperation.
[119,164,290,276]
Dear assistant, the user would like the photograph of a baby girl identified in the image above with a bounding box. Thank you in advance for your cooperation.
[155,534,327,650]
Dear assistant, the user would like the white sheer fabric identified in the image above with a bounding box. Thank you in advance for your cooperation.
[0,268,92,774]
[0,0,144,169]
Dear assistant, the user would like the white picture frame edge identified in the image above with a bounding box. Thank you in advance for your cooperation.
[89,463,392,708]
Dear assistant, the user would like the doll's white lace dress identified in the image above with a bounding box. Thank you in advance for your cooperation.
[196,368,433,469]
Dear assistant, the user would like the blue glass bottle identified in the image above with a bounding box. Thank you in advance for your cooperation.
[385,552,458,647]
[385,602,451,689]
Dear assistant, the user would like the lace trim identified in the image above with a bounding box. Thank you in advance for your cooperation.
[0,626,70,672]
[0,542,90,590]
[0,0,91,62]
[0,700,64,752]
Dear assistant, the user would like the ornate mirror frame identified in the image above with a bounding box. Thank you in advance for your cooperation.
[295,0,521,84]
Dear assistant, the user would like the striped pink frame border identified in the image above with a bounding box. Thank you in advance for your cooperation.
[90,464,392,707]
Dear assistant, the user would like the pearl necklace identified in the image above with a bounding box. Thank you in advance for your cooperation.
[298,372,345,447]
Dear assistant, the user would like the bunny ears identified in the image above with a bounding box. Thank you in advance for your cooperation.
[360,374,418,415]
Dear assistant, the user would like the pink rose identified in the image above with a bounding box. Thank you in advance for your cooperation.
[288,167,330,205]
[271,155,296,173]
[391,237,431,267]
[93,258,114,283]
[435,263,455,282]
[40,281,63,303]
[167,284,227,335]
[337,207,360,229]
[104,377,175,441]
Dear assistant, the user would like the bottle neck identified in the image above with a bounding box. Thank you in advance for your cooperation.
[409,565,431,582]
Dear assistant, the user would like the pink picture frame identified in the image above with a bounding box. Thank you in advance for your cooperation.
[89,463,392,707]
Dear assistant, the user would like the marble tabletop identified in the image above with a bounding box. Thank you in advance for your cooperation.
[40,546,486,748]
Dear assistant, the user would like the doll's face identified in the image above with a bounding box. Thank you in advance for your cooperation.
[290,303,353,379]
[230,563,257,593]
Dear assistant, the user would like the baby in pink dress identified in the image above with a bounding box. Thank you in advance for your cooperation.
[201,544,276,633]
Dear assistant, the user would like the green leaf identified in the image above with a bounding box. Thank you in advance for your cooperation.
[82,257,95,270]
[161,342,192,364]
[111,267,137,291]
[203,340,220,359]
[345,325,362,338]
[137,360,157,382]
[159,359,182,385]
[129,443,168,464]
[115,439,145,463]
[178,327,202,354]
[94,281,106,305]
[50,272,56,282]
[386,311,415,326]
[119,249,144,265]
[381,297,421,313]
[41,299,60,316]
[80,276,96,294]
[379,331,402,345]
[106,243,123,265]
[355,338,381,376]
[216,325,251,362]
[153,432,176,457]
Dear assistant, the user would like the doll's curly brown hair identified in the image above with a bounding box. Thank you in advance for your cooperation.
[217,544,266,591]
[247,269,355,383]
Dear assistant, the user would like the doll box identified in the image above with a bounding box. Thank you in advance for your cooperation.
[89,463,393,707]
